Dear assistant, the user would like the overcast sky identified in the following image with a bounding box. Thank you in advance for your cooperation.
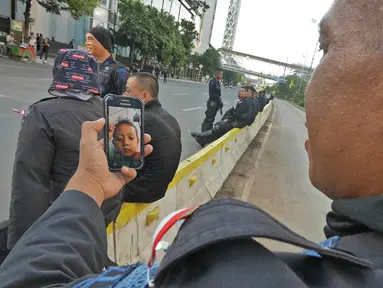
[210,0,334,75]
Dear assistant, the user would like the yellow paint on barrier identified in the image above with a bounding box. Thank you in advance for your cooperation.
[106,103,272,235]
[188,175,197,187]
[212,157,217,165]
[146,206,160,226]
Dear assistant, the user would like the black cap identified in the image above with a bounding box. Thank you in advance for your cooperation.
[88,26,114,52]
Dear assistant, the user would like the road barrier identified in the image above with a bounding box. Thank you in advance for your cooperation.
[106,102,273,264]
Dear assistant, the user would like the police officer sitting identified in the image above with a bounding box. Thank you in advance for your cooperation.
[201,67,224,132]
[6,49,119,251]
[257,90,269,112]
[85,26,129,97]
[192,86,256,147]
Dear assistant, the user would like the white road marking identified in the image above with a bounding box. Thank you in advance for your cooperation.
[0,94,10,98]
[172,93,189,96]
[182,107,203,112]
[203,93,208,96]
[223,101,228,105]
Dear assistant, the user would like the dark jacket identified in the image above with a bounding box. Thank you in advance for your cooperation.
[208,79,222,103]
[247,97,259,125]
[124,100,182,203]
[97,56,128,97]
[231,97,254,128]
[1,194,382,287]
[7,96,119,249]
[257,93,268,112]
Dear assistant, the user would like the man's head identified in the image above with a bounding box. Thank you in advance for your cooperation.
[124,72,159,104]
[247,81,253,87]
[305,0,383,199]
[238,86,255,99]
[215,68,223,80]
[85,26,114,57]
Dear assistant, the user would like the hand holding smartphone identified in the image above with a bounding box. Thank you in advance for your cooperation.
[104,94,144,170]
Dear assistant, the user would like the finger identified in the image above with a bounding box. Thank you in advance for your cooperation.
[143,144,153,157]
[81,118,105,143]
[143,133,151,145]
[121,166,137,183]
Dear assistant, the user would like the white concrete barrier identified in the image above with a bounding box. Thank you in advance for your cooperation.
[106,102,273,264]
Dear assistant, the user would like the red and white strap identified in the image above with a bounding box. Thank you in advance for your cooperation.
[147,205,200,286]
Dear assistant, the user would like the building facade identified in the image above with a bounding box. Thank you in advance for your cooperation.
[194,0,217,54]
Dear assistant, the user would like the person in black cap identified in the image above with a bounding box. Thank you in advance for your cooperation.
[86,26,129,97]
[5,49,121,252]
[201,67,224,132]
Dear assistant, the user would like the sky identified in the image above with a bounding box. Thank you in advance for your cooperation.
[210,0,334,76]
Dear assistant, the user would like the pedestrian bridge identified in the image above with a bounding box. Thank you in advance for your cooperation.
[219,47,313,80]
[222,64,277,81]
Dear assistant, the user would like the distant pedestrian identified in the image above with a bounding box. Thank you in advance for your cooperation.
[163,67,168,83]
[36,33,41,53]
[69,39,74,49]
[40,38,50,63]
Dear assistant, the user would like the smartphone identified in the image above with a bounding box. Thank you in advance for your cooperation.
[104,94,144,170]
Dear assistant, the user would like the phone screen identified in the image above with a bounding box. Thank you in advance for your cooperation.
[104,94,144,170]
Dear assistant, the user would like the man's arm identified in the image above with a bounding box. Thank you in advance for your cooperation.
[7,105,55,249]
[0,191,106,288]
[113,67,129,95]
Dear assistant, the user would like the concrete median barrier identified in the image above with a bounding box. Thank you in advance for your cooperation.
[106,101,273,264]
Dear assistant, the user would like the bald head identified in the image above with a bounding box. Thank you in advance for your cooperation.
[305,0,383,199]
[124,72,159,104]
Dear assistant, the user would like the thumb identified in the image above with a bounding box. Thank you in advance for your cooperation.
[81,118,105,143]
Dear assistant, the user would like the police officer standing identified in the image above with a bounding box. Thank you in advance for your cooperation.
[85,26,129,97]
[201,67,224,132]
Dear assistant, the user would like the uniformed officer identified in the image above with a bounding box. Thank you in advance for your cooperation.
[6,50,119,250]
[85,26,129,97]
[201,67,224,132]
[192,86,255,146]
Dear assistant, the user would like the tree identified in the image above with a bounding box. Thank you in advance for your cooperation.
[19,0,99,41]
[223,70,244,84]
[117,0,189,68]
[271,74,308,107]
[185,0,210,16]
[192,45,221,77]
[179,19,198,57]
[116,0,156,64]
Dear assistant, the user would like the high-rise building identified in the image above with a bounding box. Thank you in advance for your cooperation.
[194,0,218,54]
[222,0,242,50]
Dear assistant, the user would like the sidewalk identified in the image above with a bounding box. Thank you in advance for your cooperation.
[215,100,331,251]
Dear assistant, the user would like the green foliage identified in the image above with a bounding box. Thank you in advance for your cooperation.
[271,74,308,107]
[20,0,98,41]
[185,0,210,16]
[223,69,244,84]
[180,19,198,57]
[117,0,197,67]
[191,46,221,77]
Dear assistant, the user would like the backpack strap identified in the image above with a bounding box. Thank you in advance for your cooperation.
[153,199,373,284]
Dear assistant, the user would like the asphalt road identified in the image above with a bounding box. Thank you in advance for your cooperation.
[247,100,331,249]
[0,58,239,222]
